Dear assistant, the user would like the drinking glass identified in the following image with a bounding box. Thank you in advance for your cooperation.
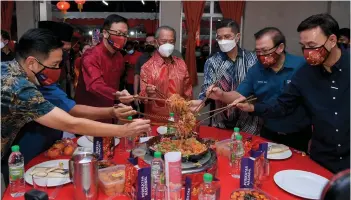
[32,174,48,192]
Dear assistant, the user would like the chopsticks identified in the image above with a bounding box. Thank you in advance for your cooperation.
[133,95,167,102]
[141,79,168,100]
[194,79,221,113]
[196,95,257,126]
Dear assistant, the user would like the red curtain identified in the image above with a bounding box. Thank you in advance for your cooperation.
[183,1,205,86]
[1,0,14,33]
[219,1,245,24]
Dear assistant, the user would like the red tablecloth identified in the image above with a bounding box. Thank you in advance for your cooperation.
[3,126,333,200]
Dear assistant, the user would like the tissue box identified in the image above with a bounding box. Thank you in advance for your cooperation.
[93,137,115,160]
[127,157,152,200]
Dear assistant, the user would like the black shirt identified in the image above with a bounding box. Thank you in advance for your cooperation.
[135,52,152,76]
[255,48,350,173]
[1,51,14,62]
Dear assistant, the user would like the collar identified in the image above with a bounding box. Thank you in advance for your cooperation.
[219,46,244,61]
[320,47,345,75]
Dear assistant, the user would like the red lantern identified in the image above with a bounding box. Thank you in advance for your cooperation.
[75,0,86,12]
[56,1,70,14]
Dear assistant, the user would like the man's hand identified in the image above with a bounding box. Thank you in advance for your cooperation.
[231,96,255,112]
[112,103,137,119]
[206,85,224,101]
[123,119,151,137]
[116,89,134,104]
[146,84,157,97]
[188,100,203,113]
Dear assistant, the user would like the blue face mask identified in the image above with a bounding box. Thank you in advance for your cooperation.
[127,49,134,55]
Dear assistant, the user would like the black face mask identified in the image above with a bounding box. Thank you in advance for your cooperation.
[202,51,209,56]
[145,45,155,53]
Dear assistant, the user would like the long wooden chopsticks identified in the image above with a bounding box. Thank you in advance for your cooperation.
[194,79,221,113]
[141,79,168,99]
[196,95,257,126]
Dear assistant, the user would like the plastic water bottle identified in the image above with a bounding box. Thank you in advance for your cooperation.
[198,173,219,200]
[151,151,164,199]
[125,116,135,152]
[8,145,25,197]
[167,113,176,135]
[231,127,240,140]
[230,134,245,178]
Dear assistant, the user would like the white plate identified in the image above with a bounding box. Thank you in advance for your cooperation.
[157,126,167,135]
[274,170,329,199]
[25,159,71,187]
[77,136,120,148]
[267,142,292,160]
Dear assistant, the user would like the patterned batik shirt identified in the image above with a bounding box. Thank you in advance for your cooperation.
[1,60,55,158]
[199,47,263,135]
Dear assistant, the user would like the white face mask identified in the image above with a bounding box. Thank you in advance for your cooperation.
[158,43,174,57]
[0,41,5,49]
[218,38,237,53]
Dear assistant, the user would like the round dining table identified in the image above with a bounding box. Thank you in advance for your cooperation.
[2,126,333,200]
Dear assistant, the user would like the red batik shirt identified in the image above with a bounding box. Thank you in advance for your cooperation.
[124,51,143,85]
[75,43,125,121]
[140,51,192,120]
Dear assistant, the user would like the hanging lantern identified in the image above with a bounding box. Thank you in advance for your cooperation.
[75,0,86,12]
[56,1,70,14]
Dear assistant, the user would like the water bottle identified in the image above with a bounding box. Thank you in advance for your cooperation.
[231,127,240,140]
[167,113,175,135]
[9,145,25,197]
[151,151,164,199]
[198,173,218,200]
[230,134,245,179]
[125,116,134,152]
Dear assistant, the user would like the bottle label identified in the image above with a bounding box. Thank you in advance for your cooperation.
[9,167,23,181]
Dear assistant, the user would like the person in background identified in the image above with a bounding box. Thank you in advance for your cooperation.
[140,26,192,120]
[124,41,142,100]
[1,30,14,62]
[1,28,150,184]
[74,43,91,89]
[206,27,312,152]
[197,44,210,73]
[338,28,350,49]
[38,21,74,98]
[75,14,129,123]
[189,19,262,135]
[234,14,350,173]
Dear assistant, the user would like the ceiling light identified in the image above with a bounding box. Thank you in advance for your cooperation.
[88,31,93,35]
[102,0,108,6]
[141,0,145,5]
[130,31,135,36]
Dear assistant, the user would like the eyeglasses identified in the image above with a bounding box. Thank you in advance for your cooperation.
[255,45,279,56]
[106,29,129,38]
[34,58,60,70]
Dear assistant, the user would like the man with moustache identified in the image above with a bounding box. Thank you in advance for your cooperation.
[205,27,311,151]
[234,14,350,173]
[75,14,133,123]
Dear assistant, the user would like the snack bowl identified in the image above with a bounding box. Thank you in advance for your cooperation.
[230,188,278,200]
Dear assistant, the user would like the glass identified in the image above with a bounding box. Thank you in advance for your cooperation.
[203,1,211,13]
[106,29,129,38]
[213,1,222,13]
[32,174,48,192]
[255,45,278,56]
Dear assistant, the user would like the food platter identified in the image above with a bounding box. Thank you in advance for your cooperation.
[146,134,209,162]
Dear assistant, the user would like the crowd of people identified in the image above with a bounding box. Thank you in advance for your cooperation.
[0,13,350,186]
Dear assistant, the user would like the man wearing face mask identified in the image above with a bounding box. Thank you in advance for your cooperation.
[38,21,74,98]
[124,41,142,98]
[1,30,14,62]
[204,27,312,152]
[139,26,192,120]
[233,14,350,173]
[75,14,132,123]
[189,19,261,135]
[338,28,350,50]
[1,28,151,185]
